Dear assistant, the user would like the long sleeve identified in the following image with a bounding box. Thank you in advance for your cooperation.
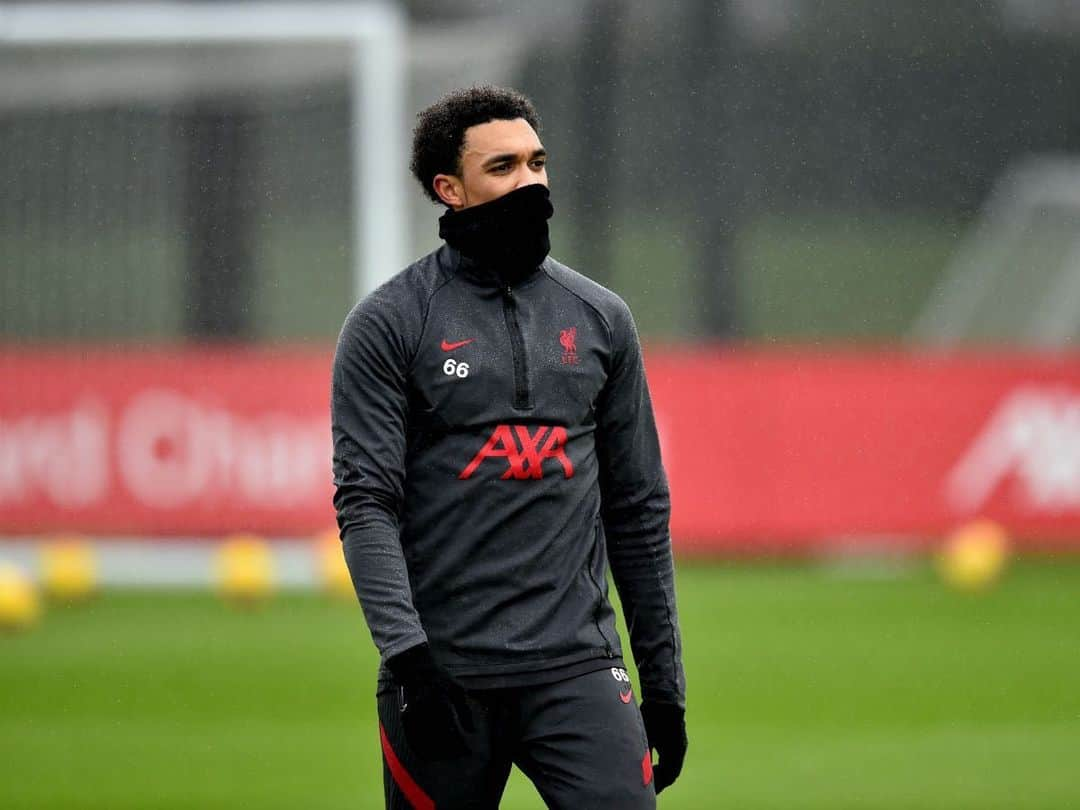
[596,300,686,707]
[331,292,427,661]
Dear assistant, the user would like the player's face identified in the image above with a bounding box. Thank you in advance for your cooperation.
[433,118,548,210]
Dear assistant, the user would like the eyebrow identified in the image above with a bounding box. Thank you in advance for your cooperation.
[481,148,547,169]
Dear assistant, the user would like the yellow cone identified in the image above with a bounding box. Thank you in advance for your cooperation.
[937,519,1010,592]
[317,528,354,599]
[40,536,97,602]
[0,563,42,631]
[216,534,275,606]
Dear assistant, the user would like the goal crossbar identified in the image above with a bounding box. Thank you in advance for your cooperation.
[1,1,408,298]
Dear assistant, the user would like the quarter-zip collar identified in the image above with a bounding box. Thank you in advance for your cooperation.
[448,248,546,290]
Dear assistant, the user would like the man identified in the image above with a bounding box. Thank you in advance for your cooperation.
[332,85,686,808]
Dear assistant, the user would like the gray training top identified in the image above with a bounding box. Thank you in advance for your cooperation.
[331,245,685,706]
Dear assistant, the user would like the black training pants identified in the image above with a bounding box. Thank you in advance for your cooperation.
[377,667,656,809]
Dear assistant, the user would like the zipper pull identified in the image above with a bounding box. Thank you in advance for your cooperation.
[504,286,513,299]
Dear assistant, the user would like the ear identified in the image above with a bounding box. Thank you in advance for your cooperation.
[433,174,465,209]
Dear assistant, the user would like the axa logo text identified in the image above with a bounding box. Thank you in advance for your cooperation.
[459,425,574,480]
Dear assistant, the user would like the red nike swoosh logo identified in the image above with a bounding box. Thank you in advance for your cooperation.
[619,689,633,704]
[440,338,475,351]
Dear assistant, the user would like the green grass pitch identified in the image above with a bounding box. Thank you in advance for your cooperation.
[2,559,1079,809]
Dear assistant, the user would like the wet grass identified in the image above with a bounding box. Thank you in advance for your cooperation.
[2,558,1078,808]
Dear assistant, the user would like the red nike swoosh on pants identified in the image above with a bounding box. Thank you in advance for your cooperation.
[441,338,475,351]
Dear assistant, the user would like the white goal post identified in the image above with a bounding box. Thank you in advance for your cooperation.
[909,155,1080,347]
[0,1,408,298]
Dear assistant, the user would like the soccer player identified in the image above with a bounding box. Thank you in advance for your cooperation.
[332,85,686,808]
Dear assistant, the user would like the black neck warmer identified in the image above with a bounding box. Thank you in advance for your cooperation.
[438,184,554,286]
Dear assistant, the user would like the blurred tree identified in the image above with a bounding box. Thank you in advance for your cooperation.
[182,107,255,340]
[571,0,622,287]
[680,0,743,338]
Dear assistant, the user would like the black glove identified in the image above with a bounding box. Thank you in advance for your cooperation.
[641,700,687,795]
[385,643,474,760]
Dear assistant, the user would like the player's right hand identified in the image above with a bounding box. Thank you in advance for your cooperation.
[386,643,475,760]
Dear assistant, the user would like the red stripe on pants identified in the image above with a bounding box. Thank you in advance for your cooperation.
[380,723,435,810]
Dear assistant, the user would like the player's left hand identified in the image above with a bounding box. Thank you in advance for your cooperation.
[640,700,687,795]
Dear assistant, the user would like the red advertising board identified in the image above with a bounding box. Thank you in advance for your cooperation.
[3,346,1080,550]
[0,348,335,536]
[647,348,1080,552]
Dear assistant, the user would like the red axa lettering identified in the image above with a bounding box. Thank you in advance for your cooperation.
[459,425,575,480]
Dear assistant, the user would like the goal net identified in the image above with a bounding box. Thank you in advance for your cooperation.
[0,2,406,343]
[909,155,1080,348]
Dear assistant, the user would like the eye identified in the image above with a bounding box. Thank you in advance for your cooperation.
[530,158,547,170]
[490,163,512,174]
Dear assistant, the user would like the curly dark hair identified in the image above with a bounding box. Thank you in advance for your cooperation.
[410,85,541,204]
